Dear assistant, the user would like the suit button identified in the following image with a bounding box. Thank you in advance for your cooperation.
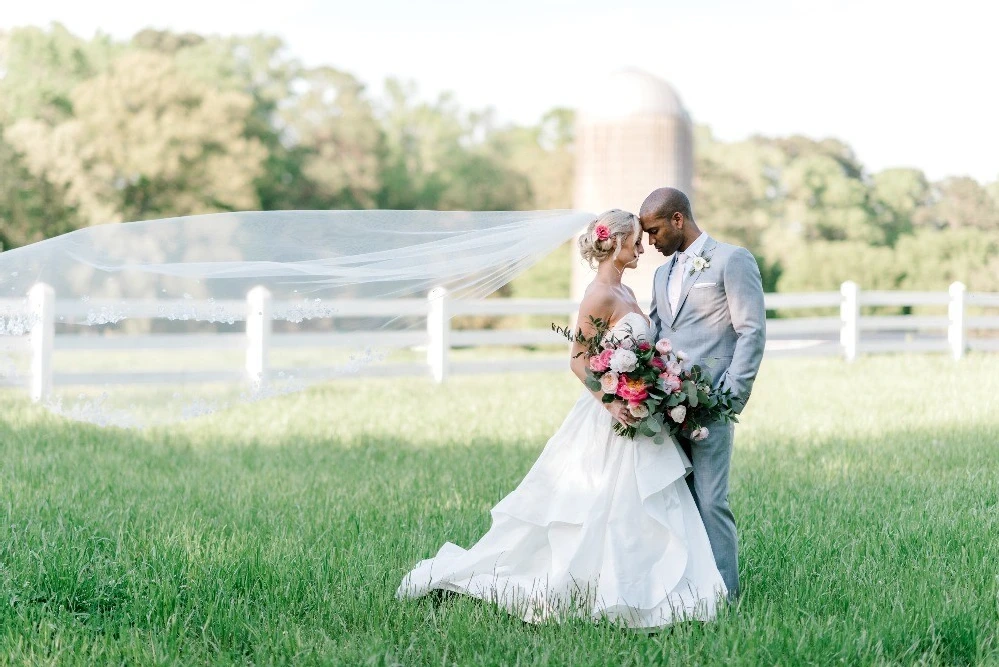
[671,326,677,332]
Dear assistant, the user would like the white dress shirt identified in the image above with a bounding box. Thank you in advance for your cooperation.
[667,232,707,314]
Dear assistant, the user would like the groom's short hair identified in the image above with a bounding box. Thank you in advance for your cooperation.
[640,187,694,223]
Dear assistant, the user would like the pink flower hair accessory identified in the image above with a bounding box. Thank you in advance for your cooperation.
[594,224,610,241]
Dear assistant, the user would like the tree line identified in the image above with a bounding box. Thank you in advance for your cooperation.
[1,24,997,295]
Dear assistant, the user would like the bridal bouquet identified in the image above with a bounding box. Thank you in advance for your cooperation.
[652,338,740,443]
[574,317,738,444]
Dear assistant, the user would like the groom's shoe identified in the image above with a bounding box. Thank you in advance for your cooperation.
[428,588,460,606]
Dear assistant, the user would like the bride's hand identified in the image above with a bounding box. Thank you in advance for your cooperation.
[605,401,637,427]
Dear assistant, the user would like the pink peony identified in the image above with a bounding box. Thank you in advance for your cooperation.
[594,224,610,241]
[659,374,682,394]
[599,372,619,394]
[665,360,683,376]
[588,349,612,372]
[655,338,673,355]
[616,374,649,402]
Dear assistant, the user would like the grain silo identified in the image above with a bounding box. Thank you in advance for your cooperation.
[572,68,694,306]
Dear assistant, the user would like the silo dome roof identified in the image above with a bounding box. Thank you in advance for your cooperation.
[578,68,691,121]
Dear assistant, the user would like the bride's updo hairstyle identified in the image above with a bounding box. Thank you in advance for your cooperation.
[577,209,640,269]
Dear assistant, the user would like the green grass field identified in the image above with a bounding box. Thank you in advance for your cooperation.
[1,355,998,665]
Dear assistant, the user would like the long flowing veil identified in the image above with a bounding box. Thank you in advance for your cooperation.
[0,210,594,428]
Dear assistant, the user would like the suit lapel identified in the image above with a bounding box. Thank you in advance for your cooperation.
[669,237,717,327]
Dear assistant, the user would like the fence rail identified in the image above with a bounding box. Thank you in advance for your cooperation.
[1,281,997,401]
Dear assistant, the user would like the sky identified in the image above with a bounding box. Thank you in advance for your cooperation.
[3,0,997,183]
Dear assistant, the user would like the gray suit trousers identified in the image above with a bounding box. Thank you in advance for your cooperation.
[676,421,738,598]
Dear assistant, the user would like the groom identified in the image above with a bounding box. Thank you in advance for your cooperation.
[640,187,766,600]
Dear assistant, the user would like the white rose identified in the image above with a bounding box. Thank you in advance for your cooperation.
[665,360,683,376]
[692,426,710,441]
[691,256,709,272]
[599,372,619,394]
[609,348,638,374]
[628,402,650,418]
[669,405,687,423]
[655,338,673,355]
[674,349,689,363]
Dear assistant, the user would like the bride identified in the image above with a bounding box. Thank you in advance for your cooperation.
[396,209,727,629]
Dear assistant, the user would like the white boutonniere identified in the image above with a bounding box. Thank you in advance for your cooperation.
[687,253,711,276]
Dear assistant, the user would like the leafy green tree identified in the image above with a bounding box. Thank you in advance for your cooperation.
[0,24,117,248]
[927,176,999,231]
[130,28,205,54]
[376,80,459,209]
[693,126,782,251]
[869,168,930,242]
[0,134,78,250]
[986,180,999,208]
[276,66,382,209]
[167,33,307,210]
[0,24,120,125]
[6,51,266,225]
[375,80,530,211]
[488,108,574,210]
[775,239,900,293]
[894,228,999,292]
[778,151,878,244]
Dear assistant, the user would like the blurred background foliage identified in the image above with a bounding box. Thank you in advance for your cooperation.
[1,24,997,301]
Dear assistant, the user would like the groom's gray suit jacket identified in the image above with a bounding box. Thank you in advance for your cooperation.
[649,236,766,413]
[649,235,765,597]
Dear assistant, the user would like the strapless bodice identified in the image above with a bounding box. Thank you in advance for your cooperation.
[607,311,653,343]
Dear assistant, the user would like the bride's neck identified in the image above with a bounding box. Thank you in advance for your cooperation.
[594,261,625,286]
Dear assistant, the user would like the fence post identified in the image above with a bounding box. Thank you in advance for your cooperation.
[948,281,966,361]
[28,282,54,402]
[246,286,272,386]
[427,286,450,383]
[840,281,860,362]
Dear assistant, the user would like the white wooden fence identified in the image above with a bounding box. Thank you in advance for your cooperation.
[1,281,998,401]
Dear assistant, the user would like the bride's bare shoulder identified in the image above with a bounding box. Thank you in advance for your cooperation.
[580,282,616,307]
[578,283,624,328]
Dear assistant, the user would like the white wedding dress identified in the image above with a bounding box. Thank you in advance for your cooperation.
[396,312,728,629]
